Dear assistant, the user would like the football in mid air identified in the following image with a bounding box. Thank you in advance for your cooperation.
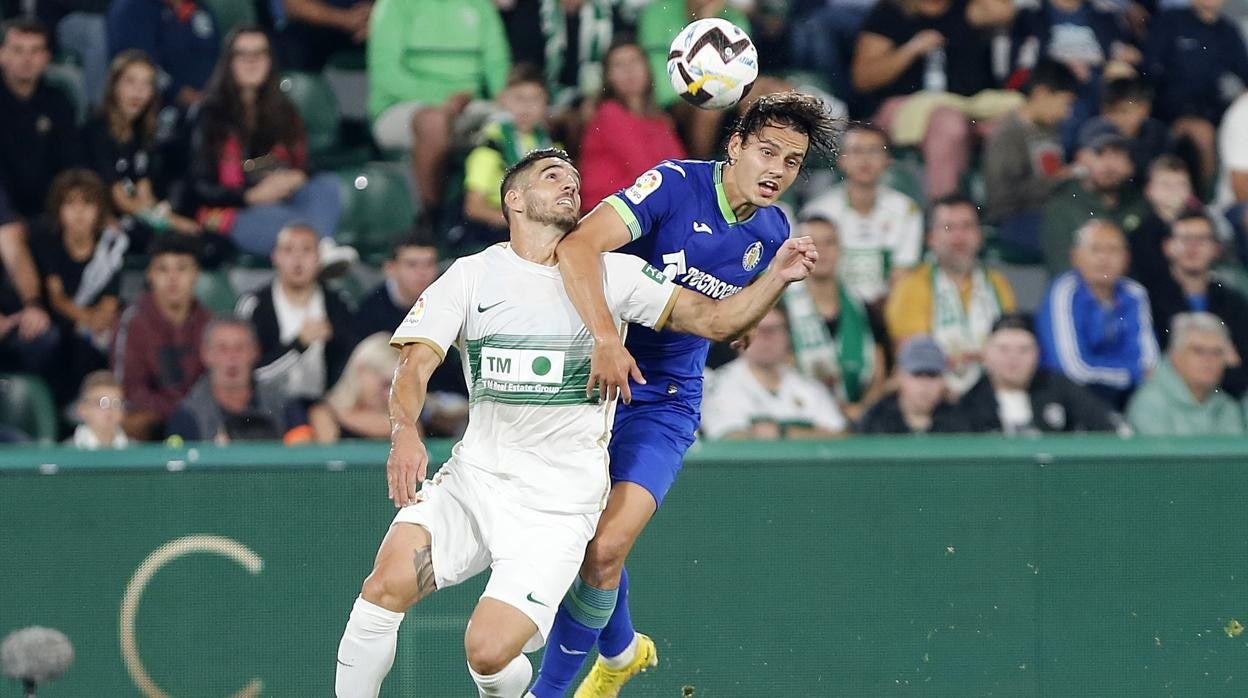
[667,18,759,111]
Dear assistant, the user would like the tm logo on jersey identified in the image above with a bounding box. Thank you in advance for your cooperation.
[480,347,566,392]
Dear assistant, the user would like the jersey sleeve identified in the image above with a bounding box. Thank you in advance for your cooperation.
[601,253,679,330]
[390,261,469,360]
[601,160,688,241]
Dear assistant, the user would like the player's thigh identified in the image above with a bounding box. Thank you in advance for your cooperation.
[484,505,599,652]
[363,522,436,609]
[608,402,700,507]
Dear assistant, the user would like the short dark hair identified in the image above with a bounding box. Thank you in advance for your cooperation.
[1101,76,1154,108]
[505,62,547,91]
[991,312,1035,336]
[1025,59,1079,96]
[1165,208,1218,239]
[1149,153,1189,178]
[147,233,202,264]
[1,18,50,46]
[844,122,892,149]
[391,229,439,259]
[498,147,575,223]
[732,91,841,161]
[46,169,108,235]
[927,193,978,229]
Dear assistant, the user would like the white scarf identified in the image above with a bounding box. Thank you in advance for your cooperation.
[272,284,328,399]
[73,225,129,308]
[69,424,129,449]
[930,265,1001,396]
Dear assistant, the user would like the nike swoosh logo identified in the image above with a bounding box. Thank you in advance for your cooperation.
[477,300,505,313]
[526,592,549,607]
[693,222,713,235]
[559,644,588,655]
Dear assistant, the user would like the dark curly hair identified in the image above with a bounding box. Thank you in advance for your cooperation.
[732,91,842,161]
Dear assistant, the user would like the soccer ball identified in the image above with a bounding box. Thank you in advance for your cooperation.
[667,18,759,110]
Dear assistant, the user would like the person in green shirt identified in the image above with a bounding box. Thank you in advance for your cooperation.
[1126,311,1245,436]
[367,0,511,226]
[1040,123,1150,275]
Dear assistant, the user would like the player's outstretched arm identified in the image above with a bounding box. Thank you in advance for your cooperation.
[664,236,818,341]
[558,204,645,403]
[387,342,441,508]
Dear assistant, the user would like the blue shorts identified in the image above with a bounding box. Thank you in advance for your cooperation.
[608,399,700,507]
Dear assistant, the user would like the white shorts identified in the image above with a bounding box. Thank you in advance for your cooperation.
[393,460,599,651]
[372,101,427,151]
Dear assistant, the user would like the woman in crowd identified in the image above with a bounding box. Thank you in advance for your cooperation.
[577,39,686,213]
[308,333,397,443]
[190,27,348,259]
[81,49,199,252]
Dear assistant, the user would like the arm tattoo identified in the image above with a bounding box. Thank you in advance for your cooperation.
[413,545,436,597]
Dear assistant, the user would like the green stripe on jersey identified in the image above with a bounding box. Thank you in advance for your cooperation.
[465,334,597,406]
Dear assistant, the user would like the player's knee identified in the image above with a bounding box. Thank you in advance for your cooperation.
[360,568,422,612]
[464,626,517,675]
[582,535,630,586]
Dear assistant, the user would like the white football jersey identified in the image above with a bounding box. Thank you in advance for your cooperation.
[391,243,678,514]
[801,185,923,304]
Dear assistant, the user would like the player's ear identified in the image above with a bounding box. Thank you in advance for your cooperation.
[504,188,524,218]
[726,131,743,163]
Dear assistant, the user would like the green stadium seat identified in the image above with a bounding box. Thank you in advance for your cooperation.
[335,162,415,264]
[44,64,87,124]
[202,0,257,41]
[882,160,926,209]
[280,72,373,169]
[0,374,59,443]
[195,269,238,315]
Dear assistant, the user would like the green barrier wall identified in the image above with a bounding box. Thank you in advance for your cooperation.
[2,436,1248,697]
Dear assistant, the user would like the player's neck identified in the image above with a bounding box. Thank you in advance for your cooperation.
[510,223,563,267]
[846,181,878,213]
[721,163,759,221]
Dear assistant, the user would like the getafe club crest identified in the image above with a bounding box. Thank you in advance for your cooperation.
[742,241,763,271]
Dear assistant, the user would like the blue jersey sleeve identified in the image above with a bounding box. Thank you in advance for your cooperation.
[602,161,690,242]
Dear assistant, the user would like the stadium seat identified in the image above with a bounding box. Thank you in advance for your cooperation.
[280,72,373,169]
[44,64,87,124]
[882,160,926,209]
[0,374,59,444]
[195,268,238,315]
[335,162,415,264]
[202,0,257,41]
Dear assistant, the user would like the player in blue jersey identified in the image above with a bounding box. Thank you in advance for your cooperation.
[528,92,840,697]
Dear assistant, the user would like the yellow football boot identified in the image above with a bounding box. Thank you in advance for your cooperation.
[573,633,658,698]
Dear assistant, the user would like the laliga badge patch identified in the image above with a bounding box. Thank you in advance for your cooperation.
[625,169,662,205]
[742,241,763,271]
[407,294,427,323]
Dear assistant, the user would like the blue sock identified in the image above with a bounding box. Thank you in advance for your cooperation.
[530,576,618,697]
[597,566,635,658]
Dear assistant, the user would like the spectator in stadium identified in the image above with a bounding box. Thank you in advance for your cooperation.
[276,0,372,72]
[461,64,555,248]
[0,19,81,219]
[1126,311,1244,435]
[31,169,128,403]
[308,332,397,442]
[1006,0,1140,151]
[850,0,1017,198]
[983,60,1079,257]
[578,39,687,214]
[1142,210,1248,397]
[1040,121,1148,275]
[1217,91,1248,264]
[82,50,199,253]
[367,0,510,230]
[886,194,1017,396]
[112,234,211,440]
[191,27,350,261]
[235,223,356,403]
[791,0,877,102]
[1128,155,1198,289]
[0,188,57,374]
[961,313,1119,433]
[67,369,129,448]
[31,0,110,107]
[1036,220,1158,408]
[540,0,614,113]
[1141,0,1248,193]
[638,0,751,159]
[106,0,221,112]
[700,305,847,439]
[167,318,303,443]
[1081,77,1170,184]
[800,123,923,306]
[857,334,970,434]
[782,216,887,422]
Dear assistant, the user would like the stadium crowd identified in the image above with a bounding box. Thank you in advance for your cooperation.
[2,0,1248,446]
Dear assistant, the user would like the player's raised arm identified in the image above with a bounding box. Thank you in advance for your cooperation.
[387,342,442,508]
[663,236,818,341]
[557,202,644,403]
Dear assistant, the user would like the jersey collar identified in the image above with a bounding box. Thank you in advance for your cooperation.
[714,161,755,226]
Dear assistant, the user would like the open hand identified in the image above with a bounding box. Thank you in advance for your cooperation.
[387,426,428,507]
[586,337,645,404]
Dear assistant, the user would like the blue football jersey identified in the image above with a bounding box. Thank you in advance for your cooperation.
[602,159,791,404]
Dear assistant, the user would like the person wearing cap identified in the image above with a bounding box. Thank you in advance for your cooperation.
[1125,311,1245,436]
[1041,119,1149,276]
[960,313,1119,434]
[857,335,970,435]
[1035,219,1159,409]
[700,305,848,440]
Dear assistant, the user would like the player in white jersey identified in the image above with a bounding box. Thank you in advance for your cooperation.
[334,149,818,698]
